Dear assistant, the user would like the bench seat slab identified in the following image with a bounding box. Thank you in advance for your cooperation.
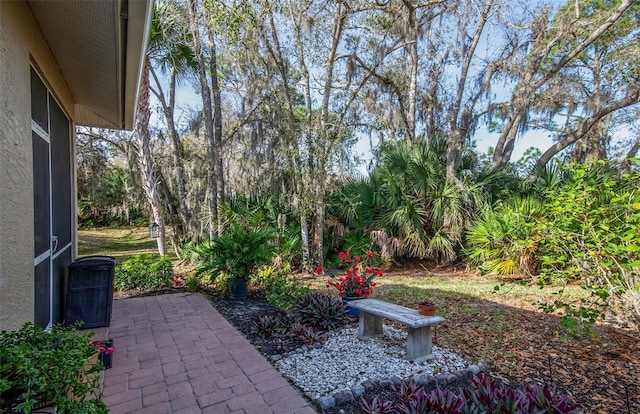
[349,299,445,328]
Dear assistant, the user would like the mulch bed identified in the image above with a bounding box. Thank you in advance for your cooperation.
[437,301,640,414]
[209,290,640,413]
[118,280,640,413]
[202,289,481,413]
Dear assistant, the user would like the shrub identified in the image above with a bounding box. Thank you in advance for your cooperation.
[321,250,384,297]
[464,196,544,275]
[114,254,173,291]
[272,226,304,269]
[359,396,394,414]
[396,381,423,404]
[0,323,107,414]
[465,161,640,331]
[194,225,275,292]
[247,293,347,353]
[295,326,325,345]
[287,321,307,337]
[292,292,349,331]
[185,275,199,293]
[253,265,310,310]
[537,161,640,330]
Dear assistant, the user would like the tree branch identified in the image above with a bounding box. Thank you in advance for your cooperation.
[530,82,640,177]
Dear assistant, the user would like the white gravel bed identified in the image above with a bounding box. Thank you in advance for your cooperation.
[274,326,468,400]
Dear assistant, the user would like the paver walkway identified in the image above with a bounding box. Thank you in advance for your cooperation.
[100,293,316,414]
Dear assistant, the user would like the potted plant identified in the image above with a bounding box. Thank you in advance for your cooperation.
[197,224,275,299]
[90,339,115,369]
[315,250,383,317]
[0,322,108,413]
[417,301,437,316]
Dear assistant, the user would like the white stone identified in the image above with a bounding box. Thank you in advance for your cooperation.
[274,326,468,400]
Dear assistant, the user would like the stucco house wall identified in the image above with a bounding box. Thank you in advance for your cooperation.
[0,0,150,332]
[0,1,77,332]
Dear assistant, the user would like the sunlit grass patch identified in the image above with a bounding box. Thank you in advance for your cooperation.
[306,271,586,314]
[78,227,169,263]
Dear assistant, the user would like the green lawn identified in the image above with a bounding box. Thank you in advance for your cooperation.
[77,227,163,263]
[308,269,586,319]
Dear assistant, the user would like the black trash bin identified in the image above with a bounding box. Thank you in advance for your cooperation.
[64,256,116,329]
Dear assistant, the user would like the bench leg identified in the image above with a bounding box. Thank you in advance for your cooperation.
[406,326,433,363]
[358,311,383,338]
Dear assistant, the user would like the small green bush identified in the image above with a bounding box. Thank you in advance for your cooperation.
[114,254,173,291]
[537,161,640,331]
[185,275,199,293]
[465,161,640,331]
[194,225,275,293]
[465,196,544,275]
[253,265,310,310]
[0,323,107,414]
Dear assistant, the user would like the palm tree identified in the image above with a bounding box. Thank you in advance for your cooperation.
[329,140,490,264]
[134,59,167,256]
[147,0,197,243]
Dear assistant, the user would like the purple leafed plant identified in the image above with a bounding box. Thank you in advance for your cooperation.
[296,326,325,345]
[359,375,582,414]
[395,380,423,404]
[524,383,580,413]
[252,314,281,337]
[359,395,395,414]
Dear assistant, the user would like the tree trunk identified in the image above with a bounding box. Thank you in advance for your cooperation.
[313,188,325,266]
[187,0,217,243]
[570,118,609,163]
[291,5,314,263]
[402,0,417,145]
[490,109,525,173]
[314,1,348,267]
[263,3,309,261]
[135,60,167,256]
[207,27,225,237]
[445,0,494,180]
[300,212,310,263]
[149,66,192,238]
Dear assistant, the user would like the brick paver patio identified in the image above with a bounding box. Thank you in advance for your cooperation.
[100,293,315,413]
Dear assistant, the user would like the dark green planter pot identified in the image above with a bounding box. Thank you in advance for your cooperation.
[229,280,248,300]
[342,296,364,318]
[98,340,113,369]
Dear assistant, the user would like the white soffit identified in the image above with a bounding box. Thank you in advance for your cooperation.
[27,0,152,130]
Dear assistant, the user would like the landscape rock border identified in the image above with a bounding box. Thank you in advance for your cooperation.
[312,361,488,411]
[267,324,488,411]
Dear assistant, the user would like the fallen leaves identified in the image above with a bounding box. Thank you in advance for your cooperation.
[436,303,640,412]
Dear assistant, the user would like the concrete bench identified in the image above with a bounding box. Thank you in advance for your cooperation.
[348,298,445,363]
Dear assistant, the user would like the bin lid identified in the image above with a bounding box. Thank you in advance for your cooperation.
[69,255,116,269]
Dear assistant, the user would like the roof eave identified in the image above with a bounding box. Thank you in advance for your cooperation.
[122,0,153,130]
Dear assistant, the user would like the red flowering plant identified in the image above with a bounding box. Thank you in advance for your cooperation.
[315,250,383,297]
[89,339,115,355]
